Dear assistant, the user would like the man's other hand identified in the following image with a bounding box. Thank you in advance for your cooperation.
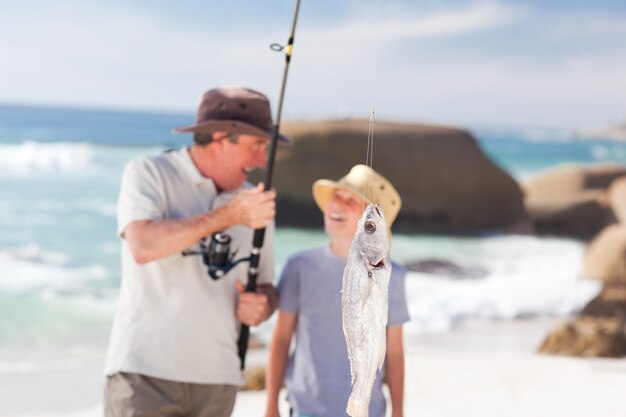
[235,281,272,326]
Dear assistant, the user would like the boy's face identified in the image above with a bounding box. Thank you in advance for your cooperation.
[323,188,366,240]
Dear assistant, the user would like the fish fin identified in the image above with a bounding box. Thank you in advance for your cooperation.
[362,278,374,313]
[377,346,386,371]
[342,260,355,385]
[359,251,372,269]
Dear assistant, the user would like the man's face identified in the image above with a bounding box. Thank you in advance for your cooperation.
[324,188,366,240]
[216,133,269,191]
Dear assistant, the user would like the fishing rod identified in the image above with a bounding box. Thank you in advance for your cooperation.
[237,0,302,370]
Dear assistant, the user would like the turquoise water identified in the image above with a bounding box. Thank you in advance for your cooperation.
[472,126,626,179]
[0,104,624,349]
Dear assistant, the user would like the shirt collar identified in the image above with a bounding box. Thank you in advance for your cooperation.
[178,146,216,187]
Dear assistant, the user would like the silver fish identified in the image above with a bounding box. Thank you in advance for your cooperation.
[342,203,391,417]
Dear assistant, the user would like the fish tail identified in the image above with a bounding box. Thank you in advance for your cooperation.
[346,392,369,417]
[346,371,376,417]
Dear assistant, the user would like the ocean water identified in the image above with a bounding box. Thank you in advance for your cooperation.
[1,104,625,355]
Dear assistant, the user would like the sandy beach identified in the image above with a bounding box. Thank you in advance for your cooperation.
[3,317,625,417]
[401,319,626,417]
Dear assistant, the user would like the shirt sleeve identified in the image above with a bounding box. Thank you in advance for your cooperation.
[276,256,300,314]
[388,262,410,327]
[116,157,166,237]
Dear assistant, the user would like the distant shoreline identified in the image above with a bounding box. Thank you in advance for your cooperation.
[577,121,626,142]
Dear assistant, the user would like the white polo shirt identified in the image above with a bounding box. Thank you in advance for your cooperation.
[104,147,274,385]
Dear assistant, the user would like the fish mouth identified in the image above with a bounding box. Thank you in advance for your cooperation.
[371,203,386,223]
[370,258,385,269]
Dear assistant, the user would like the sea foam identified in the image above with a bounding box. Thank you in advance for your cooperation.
[0,245,108,295]
[395,235,602,334]
[0,142,95,176]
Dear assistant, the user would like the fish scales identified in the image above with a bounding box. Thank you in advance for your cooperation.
[342,203,391,417]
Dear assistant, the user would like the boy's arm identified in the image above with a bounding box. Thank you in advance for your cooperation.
[386,325,405,417]
[265,311,297,417]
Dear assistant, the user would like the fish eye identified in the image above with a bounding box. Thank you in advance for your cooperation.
[364,219,376,234]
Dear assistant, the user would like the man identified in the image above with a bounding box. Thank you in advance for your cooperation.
[265,165,410,417]
[104,87,289,417]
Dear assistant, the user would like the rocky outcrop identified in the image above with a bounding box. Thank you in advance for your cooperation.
[608,177,626,222]
[583,224,626,285]
[581,284,626,320]
[255,119,529,233]
[539,169,626,358]
[522,164,626,239]
[241,366,266,391]
[538,285,626,358]
[523,164,626,194]
[538,316,626,358]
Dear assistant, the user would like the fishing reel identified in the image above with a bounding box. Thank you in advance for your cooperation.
[182,233,251,280]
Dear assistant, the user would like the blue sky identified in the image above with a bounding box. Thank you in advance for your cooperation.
[1,0,625,129]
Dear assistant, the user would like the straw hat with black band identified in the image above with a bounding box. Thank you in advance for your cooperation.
[312,165,402,235]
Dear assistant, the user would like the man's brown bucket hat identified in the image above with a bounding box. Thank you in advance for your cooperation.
[173,87,291,143]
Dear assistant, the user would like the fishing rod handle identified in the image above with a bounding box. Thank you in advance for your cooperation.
[238,325,250,370]
[238,234,262,368]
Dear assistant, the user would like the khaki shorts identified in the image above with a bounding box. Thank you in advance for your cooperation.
[104,372,238,417]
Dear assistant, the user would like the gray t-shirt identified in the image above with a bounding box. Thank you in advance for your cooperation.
[105,147,274,385]
[277,245,410,417]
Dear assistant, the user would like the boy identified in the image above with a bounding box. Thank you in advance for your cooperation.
[265,165,409,417]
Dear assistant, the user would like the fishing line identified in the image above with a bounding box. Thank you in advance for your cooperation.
[364,107,375,210]
[363,0,383,208]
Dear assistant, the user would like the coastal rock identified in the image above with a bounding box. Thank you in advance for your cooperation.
[607,176,626,223]
[240,334,267,391]
[538,284,626,358]
[583,223,626,284]
[240,366,266,391]
[523,191,613,240]
[538,317,626,358]
[257,119,529,233]
[581,284,626,320]
[522,164,625,239]
[523,164,626,195]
